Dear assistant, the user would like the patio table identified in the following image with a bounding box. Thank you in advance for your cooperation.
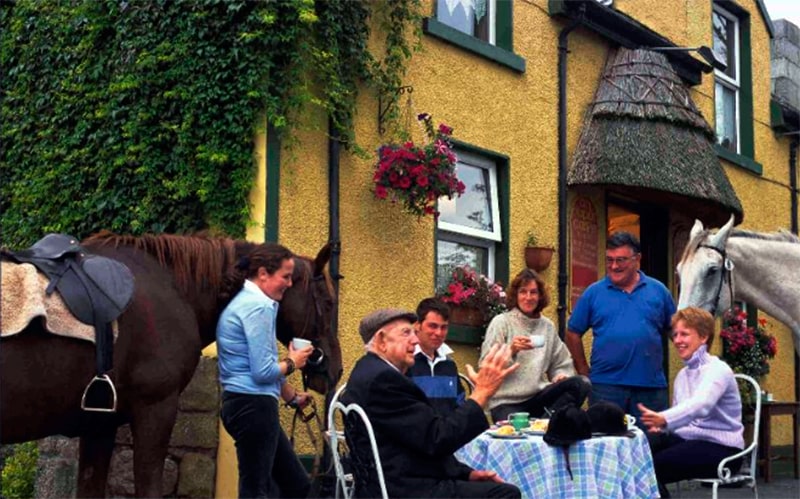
[455,428,658,498]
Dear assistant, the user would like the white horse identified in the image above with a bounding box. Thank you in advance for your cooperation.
[676,215,800,357]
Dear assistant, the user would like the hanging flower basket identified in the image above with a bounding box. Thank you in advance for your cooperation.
[372,113,465,218]
[437,265,507,327]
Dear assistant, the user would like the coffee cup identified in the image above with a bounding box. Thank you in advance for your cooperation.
[626,414,636,429]
[292,338,312,350]
[530,335,545,348]
[509,412,530,431]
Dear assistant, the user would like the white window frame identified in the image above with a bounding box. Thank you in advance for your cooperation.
[713,4,740,154]
[436,148,501,282]
[438,150,501,242]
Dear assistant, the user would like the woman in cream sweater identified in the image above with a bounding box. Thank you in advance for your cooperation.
[480,268,591,422]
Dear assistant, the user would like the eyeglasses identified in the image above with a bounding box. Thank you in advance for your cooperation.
[605,255,638,266]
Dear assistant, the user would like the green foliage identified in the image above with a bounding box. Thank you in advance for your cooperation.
[1,442,39,499]
[1,0,421,246]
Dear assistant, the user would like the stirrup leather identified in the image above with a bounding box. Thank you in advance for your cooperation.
[81,374,118,413]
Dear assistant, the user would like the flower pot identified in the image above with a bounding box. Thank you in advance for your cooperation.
[524,247,554,272]
[449,306,484,327]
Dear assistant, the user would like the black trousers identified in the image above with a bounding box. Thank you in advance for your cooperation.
[490,375,592,422]
[221,391,310,499]
[647,432,742,498]
[429,480,522,498]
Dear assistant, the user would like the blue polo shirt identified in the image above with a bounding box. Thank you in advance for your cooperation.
[568,271,675,388]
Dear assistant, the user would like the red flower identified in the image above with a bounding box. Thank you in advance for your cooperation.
[374,185,388,199]
[416,175,429,187]
[398,176,412,189]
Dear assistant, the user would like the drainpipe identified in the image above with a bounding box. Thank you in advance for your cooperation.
[557,14,583,340]
[327,116,342,360]
[790,138,798,403]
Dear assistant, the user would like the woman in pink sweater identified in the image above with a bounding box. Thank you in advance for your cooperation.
[639,307,744,497]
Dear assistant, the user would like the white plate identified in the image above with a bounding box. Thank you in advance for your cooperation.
[486,430,527,439]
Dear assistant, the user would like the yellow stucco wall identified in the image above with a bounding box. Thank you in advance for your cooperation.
[216,1,798,493]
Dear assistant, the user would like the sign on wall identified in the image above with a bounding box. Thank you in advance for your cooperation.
[570,196,599,310]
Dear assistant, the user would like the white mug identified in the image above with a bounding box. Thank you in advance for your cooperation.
[530,335,546,348]
[292,337,312,350]
[626,414,636,429]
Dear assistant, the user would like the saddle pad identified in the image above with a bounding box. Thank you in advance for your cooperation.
[1,262,118,343]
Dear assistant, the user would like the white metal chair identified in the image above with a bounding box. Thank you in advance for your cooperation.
[458,372,475,395]
[688,373,762,499]
[327,384,388,499]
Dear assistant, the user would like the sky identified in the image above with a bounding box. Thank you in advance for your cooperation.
[761,0,800,27]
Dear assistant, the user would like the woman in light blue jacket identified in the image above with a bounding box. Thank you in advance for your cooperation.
[217,243,313,498]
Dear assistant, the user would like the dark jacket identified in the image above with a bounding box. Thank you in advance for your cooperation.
[407,351,466,415]
[342,352,488,498]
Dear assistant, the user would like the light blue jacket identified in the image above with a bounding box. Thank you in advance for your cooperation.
[216,280,284,398]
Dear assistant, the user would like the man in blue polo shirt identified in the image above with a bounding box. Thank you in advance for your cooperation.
[407,298,466,414]
[565,232,675,426]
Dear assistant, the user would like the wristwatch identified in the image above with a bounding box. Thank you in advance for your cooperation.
[283,357,296,375]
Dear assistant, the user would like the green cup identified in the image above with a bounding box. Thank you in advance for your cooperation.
[509,412,530,431]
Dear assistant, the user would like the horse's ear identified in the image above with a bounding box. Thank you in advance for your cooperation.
[313,242,333,276]
[708,214,736,249]
[689,219,705,242]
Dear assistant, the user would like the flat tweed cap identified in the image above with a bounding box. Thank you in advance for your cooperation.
[358,308,417,344]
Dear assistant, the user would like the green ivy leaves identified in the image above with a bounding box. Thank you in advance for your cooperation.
[1,0,420,246]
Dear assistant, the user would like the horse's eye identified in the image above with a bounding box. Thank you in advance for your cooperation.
[705,266,719,278]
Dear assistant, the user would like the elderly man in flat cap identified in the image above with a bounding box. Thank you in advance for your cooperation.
[341,308,522,498]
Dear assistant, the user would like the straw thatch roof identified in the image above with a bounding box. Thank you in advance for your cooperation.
[569,48,743,225]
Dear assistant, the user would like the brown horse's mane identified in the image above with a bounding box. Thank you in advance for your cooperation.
[83,230,240,296]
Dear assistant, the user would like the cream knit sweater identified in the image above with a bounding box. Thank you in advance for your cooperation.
[479,308,576,410]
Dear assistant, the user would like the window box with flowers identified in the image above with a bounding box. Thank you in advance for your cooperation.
[720,307,778,404]
[437,265,506,330]
[372,113,465,218]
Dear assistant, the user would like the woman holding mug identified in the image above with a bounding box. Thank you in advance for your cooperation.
[480,268,591,422]
[217,243,314,498]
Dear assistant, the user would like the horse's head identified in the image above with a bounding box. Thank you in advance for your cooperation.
[277,243,341,394]
[676,214,736,315]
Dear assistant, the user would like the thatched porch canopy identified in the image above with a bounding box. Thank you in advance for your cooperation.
[569,48,743,226]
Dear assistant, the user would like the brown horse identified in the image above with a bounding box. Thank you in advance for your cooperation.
[0,232,340,497]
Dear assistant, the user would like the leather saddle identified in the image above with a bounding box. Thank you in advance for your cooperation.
[3,233,135,412]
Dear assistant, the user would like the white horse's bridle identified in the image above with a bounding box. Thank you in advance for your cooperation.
[698,244,736,316]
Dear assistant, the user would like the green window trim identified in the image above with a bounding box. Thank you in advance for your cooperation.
[266,123,281,242]
[423,17,526,73]
[437,140,510,346]
[715,144,763,175]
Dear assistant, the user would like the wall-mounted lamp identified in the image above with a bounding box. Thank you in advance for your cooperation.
[647,46,727,72]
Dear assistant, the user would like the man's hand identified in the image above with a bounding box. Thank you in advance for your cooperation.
[468,470,504,483]
[466,344,519,408]
[565,330,590,376]
[551,373,568,383]
[637,403,666,433]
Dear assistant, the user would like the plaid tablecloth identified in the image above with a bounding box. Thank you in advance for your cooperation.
[455,429,659,498]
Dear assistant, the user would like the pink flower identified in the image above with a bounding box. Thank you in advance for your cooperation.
[398,176,412,189]
[438,123,453,135]
[416,175,429,187]
[374,185,388,199]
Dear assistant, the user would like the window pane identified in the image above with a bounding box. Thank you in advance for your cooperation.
[437,0,490,42]
[715,83,737,152]
[713,10,736,80]
[436,239,488,292]
[439,163,494,232]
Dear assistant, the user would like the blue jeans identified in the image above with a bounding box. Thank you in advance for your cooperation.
[590,383,667,430]
[220,392,310,498]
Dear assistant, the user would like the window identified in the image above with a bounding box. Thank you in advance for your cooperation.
[713,4,740,153]
[436,150,502,293]
[436,0,496,45]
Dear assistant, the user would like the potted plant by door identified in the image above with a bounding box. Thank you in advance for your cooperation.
[524,230,554,272]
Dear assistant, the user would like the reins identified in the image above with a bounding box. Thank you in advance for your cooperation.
[698,244,736,316]
[288,398,328,479]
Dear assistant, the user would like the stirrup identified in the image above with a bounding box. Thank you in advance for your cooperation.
[81,374,117,413]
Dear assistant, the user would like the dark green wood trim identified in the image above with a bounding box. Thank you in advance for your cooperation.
[715,144,763,175]
[437,140,510,347]
[495,0,513,52]
[771,99,786,129]
[447,324,485,345]
[771,98,800,133]
[266,123,280,242]
[423,18,526,73]
[739,14,755,159]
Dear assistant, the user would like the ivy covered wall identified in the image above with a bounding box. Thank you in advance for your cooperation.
[0,0,419,246]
